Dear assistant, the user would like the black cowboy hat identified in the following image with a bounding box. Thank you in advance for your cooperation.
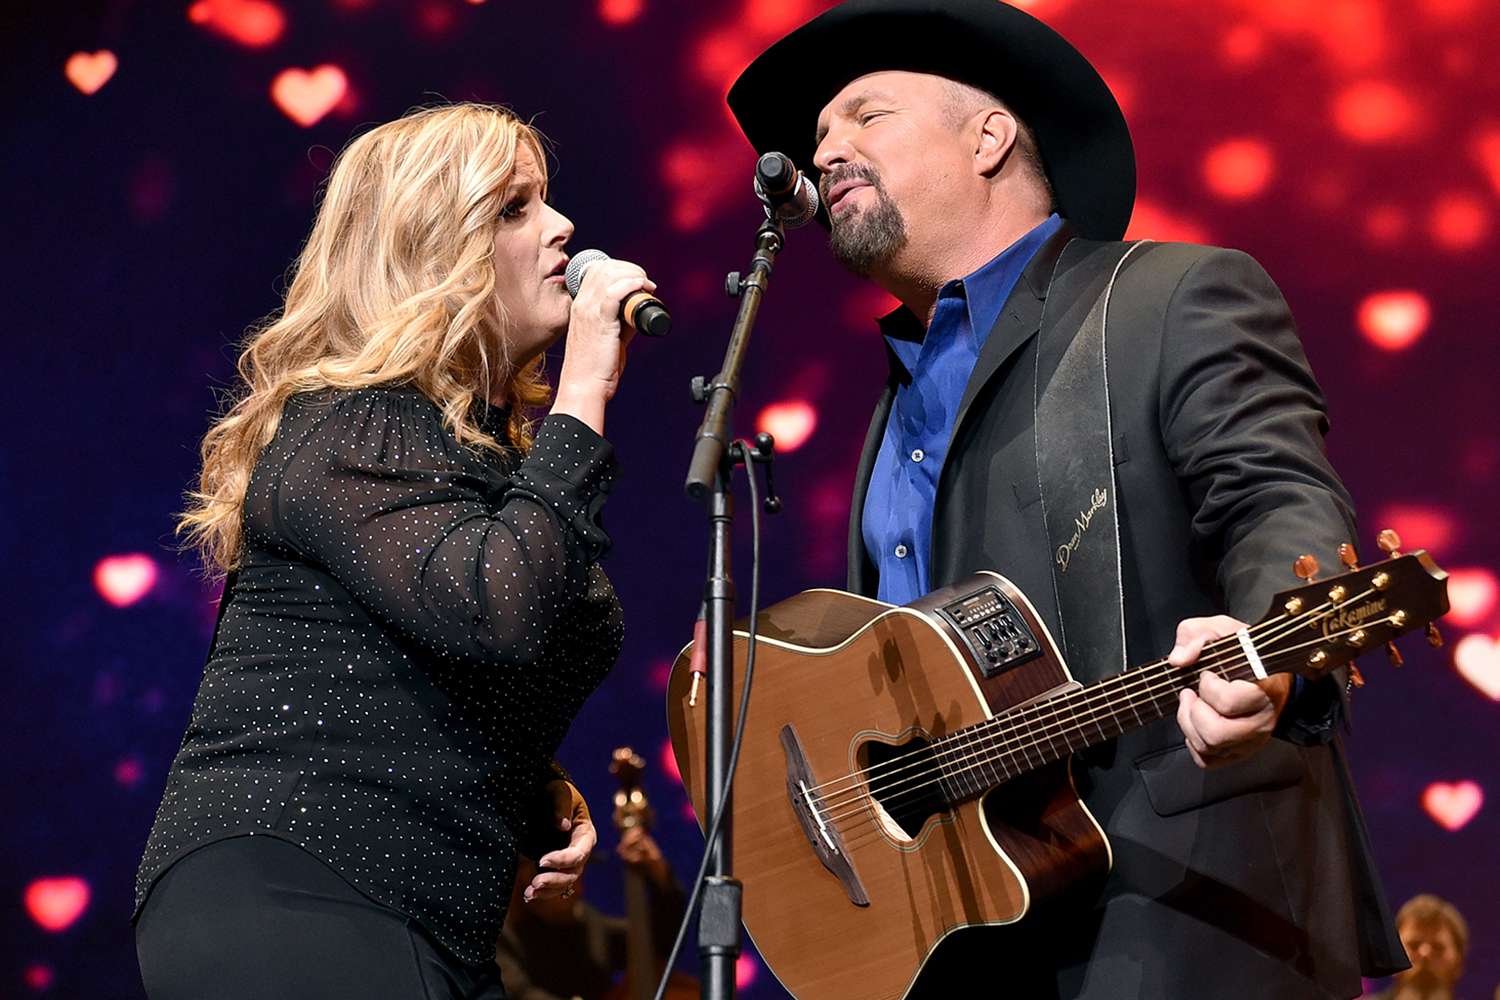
[726,0,1135,241]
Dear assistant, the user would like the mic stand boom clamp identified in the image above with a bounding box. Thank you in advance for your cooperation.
[684,215,785,1000]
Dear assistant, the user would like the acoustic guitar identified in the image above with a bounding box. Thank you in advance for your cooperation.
[665,533,1448,999]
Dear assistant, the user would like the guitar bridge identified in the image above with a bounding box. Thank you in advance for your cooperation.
[780,724,869,907]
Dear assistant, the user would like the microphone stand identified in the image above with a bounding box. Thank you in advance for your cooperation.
[683,214,786,1000]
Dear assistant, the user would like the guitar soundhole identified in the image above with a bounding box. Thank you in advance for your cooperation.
[859,737,950,839]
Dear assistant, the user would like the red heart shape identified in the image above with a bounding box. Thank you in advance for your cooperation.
[1454,634,1500,701]
[188,0,285,47]
[1422,780,1483,831]
[65,51,117,95]
[94,553,158,607]
[25,877,91,932]
[1447,568,1499,627]
[271,65,347,127]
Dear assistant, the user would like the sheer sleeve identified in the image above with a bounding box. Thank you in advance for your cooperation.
[274,390,618,665]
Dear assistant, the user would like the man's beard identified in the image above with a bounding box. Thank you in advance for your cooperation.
[825,167,907,277]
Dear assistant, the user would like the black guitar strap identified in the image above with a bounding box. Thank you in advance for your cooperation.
[1034,239,1153,683]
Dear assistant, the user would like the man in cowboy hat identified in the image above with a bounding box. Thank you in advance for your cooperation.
[727,1,1407,996]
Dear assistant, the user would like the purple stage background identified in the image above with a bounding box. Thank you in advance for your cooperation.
[6,0,1498,995]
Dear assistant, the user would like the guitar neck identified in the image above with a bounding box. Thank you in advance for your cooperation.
[930,637,1274,803]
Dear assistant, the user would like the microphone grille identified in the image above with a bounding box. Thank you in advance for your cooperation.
[564,248,610,297]
[785,174,820,228]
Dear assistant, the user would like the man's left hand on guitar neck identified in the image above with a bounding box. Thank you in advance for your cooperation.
[1168,615,1295,770]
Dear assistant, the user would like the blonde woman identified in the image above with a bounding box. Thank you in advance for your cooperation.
[132,104,652,999]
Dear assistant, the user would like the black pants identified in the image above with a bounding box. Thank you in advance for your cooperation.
[135,835,506,1000]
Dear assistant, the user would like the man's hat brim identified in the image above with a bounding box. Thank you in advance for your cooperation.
[726,0,1135,241]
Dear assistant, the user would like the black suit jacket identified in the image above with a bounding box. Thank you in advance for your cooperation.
[847,227,1406,998]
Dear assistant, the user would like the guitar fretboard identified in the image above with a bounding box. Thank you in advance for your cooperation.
[930,651,1263,804]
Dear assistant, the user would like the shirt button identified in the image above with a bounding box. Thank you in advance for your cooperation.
[894,544,909,558]
[911,448,925,463]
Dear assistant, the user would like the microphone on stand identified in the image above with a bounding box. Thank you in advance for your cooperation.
[753,152,820,229]
[564,249,673,337]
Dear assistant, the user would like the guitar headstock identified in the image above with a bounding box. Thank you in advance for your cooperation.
[1254,531,1450,683]
[610,746,654,834]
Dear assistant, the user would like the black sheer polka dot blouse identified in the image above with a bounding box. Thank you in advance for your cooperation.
[134,386,624,965]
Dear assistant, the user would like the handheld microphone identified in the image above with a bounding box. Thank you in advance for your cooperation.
[564,249,672,337]
[754,151,820,229]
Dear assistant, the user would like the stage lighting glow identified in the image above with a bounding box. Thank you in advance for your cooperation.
[1421,0,1480,19]
[187,0,285,49]
[1476,128,1500,196]
[1125,199,1209,244]
[843,287,902,328]
[415,1,456,36]
[1373,502,1456,553]
[23,965,54,991]
[1332,81,1416,144]
[271,65,348,127]
[1364,204,1408,245]
[1203,139,1274,200]
[743,0,819,34]
[736,954,760,988]
[600,0,644,26]
[64,51,116,95]
[24,877,91,932]
[93,554,158,608]
[1454,634,1500,700]
[756,400,818,453]
[1357,290,1430,351]
[1447,569,1499,628]
[1429,192,1489,250]
[115,756,145,787]
[663,142,711,231]
[649,659,673,691]
[1222,25,1264,65]
[660,738,681,785]
[1421,780,1484,831]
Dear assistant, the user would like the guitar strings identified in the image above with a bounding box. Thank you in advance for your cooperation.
[829,615,1383,850]
[798,606,1293,804]
[813,592,1361,827]
[816,583,1371,817]
[812,591,1375,830]
[829,615,1389,852]
[822,611,1388,842]
[802,591,1337,809]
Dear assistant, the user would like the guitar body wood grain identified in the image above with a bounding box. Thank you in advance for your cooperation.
[666,574,1110,1000]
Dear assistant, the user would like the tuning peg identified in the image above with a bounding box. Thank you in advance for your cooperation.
[1426,623,1444,648]
[1376,529,1403,557]
[1386,642,1405,668]
[1293,554,1320,582]
[1338,543,1360,570]
[1348,665,1367,688]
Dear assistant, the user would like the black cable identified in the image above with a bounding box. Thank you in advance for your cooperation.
[653,441,763,1000]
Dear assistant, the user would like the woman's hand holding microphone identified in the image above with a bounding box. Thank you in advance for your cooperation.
[550,255,656,436]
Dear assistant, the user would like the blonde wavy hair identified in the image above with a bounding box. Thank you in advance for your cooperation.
[180,103,553,576]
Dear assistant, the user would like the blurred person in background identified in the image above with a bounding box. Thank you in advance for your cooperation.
[1367,894,1470,1000]
[132,102,656,1000]
[496,824,687,999]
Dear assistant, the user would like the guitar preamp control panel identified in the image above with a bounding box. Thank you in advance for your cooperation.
[937,586,1042,679]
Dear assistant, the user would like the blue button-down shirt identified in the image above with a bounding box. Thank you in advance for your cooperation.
[862,214,1063,605]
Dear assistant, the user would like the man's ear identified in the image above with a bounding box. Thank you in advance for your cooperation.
[974,108,1020,178]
